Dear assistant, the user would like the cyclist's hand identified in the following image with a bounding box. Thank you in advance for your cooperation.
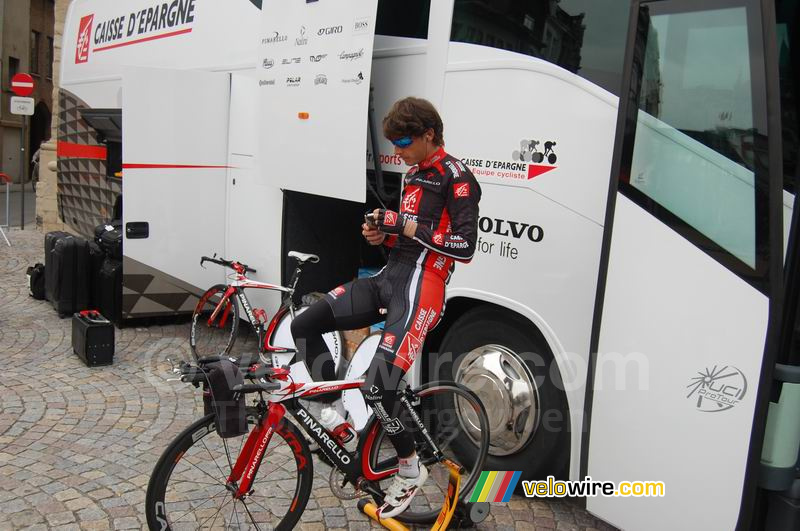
[374,209,406,236]
[362,223,386,245]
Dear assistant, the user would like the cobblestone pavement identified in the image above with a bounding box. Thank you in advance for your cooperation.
[0,229,618,530]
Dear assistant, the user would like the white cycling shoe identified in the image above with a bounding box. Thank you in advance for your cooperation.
[376,463,429,519]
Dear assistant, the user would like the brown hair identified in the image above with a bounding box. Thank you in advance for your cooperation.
[382,97,444,146]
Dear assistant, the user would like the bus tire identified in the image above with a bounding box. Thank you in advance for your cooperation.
[435,306,569,480]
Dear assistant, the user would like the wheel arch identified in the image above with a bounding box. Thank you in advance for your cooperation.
[425,288,575,385]
[421,288,584,479]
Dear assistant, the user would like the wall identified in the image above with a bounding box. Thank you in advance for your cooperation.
[36,0,66,232]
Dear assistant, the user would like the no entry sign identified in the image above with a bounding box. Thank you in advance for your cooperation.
[11,73,34,97]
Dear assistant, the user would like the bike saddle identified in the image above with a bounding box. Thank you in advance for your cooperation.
[288,251,320,263]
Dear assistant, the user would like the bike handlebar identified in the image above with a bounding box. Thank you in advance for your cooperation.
[232,382,281,394]
[177,359,285,391]
[200,255,257,274]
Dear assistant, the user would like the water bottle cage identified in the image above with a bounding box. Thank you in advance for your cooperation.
[253,308,268,325]
[332,423,355,444]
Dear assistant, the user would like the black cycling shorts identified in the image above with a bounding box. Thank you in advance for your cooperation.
[325,259,444,375]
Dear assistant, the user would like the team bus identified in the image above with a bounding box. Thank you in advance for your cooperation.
[58,0,798,529]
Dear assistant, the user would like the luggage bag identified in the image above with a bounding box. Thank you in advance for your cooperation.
[51,235,90,317]
[72,310,114,366]
[94,220,122,260]
[44,231,69,301]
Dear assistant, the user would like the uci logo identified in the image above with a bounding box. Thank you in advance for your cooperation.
[687,365,747,412]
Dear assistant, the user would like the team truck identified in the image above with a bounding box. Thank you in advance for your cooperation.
[59,0,799,529]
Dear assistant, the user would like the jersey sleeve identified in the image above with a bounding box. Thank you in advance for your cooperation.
[413,162,481,262]
[383,234,398,248]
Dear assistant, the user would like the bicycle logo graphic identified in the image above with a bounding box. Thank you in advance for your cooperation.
[512,139,558,165]
[686,365,747,412]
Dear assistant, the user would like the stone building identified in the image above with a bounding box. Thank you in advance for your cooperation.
[36,0,67,232]
[0,0,55,185]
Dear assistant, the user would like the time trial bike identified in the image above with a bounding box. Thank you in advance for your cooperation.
[145,357,491,529]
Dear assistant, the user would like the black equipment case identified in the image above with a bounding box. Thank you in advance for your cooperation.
[72,310,115,366]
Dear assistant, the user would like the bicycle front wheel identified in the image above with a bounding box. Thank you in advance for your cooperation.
[146,412,313,530]
[190,285,239,360]
[363,381,491,525]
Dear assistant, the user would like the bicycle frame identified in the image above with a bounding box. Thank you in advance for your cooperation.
[225,378,369,499]
[208,265,304,355]
[225,376,443,501]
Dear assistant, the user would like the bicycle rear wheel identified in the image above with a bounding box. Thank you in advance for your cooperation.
[363,381,490,525]
[190,285,239,360]
[146,412,313,530]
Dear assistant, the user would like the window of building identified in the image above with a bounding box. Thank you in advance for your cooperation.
[46,37,54,79]
[31,31,40,75]
[376,0,430,39]
[450,0,630,96]
[8,57,20,88]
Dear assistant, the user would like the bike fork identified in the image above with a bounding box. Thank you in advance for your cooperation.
[208,287,237,328]
[227,403,286,499]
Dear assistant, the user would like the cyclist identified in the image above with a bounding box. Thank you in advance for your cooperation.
[291,96,481,518]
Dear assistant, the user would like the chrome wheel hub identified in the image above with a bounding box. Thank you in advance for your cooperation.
[455,345,538,456]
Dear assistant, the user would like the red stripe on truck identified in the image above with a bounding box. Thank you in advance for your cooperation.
[122,163,232,169]
[94,28,193,52]
[57,141,108,160]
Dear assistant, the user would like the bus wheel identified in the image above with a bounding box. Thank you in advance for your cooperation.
[436,307,569,479]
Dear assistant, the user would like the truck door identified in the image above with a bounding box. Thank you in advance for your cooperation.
[256,0,378,203]
[584,1,786,530]
[225,72,285,314]
[122,66,231,313]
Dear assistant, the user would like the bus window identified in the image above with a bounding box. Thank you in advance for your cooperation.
[376,0,430,39]
[776,0,799,195]
[625,6,764,271]
[449,0,629,95]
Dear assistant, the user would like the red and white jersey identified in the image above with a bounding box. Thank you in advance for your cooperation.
[385,147,482,279]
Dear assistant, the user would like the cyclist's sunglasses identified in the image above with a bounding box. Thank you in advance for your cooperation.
[391,136,414,148]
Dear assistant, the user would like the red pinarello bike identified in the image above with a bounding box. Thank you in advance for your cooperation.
[145,359,490,529]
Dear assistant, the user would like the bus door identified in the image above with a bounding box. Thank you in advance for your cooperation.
[583,1,787,530]
[122,66,231,313]
[224,73,285,315]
